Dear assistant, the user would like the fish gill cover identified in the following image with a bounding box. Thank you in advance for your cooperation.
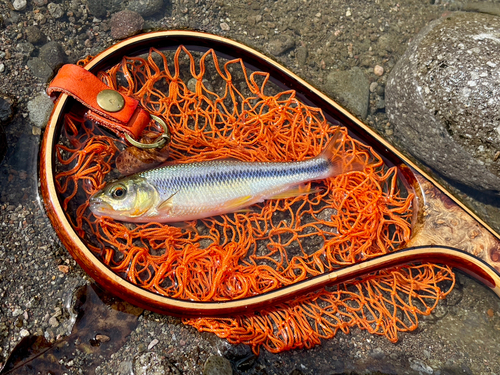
[53,47,454,354]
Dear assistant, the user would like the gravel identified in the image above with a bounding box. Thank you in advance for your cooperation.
[1,0,500,374]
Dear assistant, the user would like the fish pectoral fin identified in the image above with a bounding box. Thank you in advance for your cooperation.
[269,185,321,200]
[225,195,254,210]
[130,206,150,217]
[157,191,178,213]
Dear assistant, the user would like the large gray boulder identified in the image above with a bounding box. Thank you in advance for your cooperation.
[386,12,500,196]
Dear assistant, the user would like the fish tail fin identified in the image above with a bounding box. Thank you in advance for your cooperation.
[320,129,367,177]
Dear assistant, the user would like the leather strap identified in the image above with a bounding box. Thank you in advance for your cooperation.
[47,64,150,140]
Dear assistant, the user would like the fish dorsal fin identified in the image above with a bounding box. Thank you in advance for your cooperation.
[268,185,321,200]
[158,191,178,213]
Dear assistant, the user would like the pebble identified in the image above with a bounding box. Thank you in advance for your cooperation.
[49,316,59,328]
[27,57,53,81]
[268,34,296,56]
[133,352,166,375]
[27,93,54,128]
[220,22,230,31]
[296,45,308,66]
[0,63,4,74]
[39,41,65,70]
[32,0,47,6]
[25,26,46,45]
[110,10,144,40]
[203,355,233,375]
[0,96,15,123]
[16,42,35,57]
[12,0,27,11]
[19,329,30,337]
[374,65,384,76]
[147,338,158,350]
[369,81,378,93]
[47,3,64,19]
[127,0,164,17]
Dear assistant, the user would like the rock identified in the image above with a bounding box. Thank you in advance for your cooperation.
[133,352,165,375]
[203,355,232,375]
[268,34,296,56]
[39,41,65,70]
[127,0,163,17]
[110,10,144,40]
[27,93,54,128]
[0,95,15,123]
[87,0,106,18]
[325,67,370,119]
[12,0,27,11]
[25,26,46,45]
[27,57,53,81]
[386,12,500,195]
[296,45,308,66]
[373,64,384,76]
[16,42,34,57]
[0,63,4,73]
[87,0,124,18]
[47,3,64,19]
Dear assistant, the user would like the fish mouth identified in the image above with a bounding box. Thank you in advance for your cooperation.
[89,196,113,215]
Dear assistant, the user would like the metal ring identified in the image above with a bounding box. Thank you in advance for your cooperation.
[124,115,171,149]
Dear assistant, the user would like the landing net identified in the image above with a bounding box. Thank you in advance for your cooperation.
[54,47,455,354]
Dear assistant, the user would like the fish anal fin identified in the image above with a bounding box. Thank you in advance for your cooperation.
[225,195,254,210]
[269,185,321,200]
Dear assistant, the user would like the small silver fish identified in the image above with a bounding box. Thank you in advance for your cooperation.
[89,131,361,223]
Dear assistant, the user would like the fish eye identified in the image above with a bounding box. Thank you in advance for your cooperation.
[110,185,127,199]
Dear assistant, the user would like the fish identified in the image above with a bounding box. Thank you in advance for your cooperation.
[89,130,363,223]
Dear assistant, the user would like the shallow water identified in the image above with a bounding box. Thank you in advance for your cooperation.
[1,0,500,374]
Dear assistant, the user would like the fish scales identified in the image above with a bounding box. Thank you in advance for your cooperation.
[140,158,331,218]
[89,131,361,222]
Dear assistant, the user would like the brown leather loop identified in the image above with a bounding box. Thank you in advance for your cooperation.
[47,64,150,140]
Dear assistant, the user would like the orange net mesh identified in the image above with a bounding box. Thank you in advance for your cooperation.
[54,47,455,354]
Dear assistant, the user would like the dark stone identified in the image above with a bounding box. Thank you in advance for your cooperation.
[0,95,15,124]
[203,355,232,375]
[16,42,34,57]
[25,26,46,45]
[87,0,125,18]
[127,0,164,17]
[325,67,370,119]
[38,41,65,70]
[110,10,144,40]
[386,12,500,195]
[27,58,53,82]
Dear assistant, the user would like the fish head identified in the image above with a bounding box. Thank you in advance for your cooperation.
[89,176,159,221]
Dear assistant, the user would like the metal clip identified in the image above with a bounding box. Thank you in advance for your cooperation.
[124,115,171,149]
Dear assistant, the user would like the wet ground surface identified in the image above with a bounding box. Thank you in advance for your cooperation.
[1,0,500,374]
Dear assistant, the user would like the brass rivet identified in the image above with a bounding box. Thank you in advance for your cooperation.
[96,89,125,112]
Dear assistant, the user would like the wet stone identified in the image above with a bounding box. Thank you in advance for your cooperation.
[25,26,46,45]
[27,57,53,82]
[267,34,296,56]
[133,352,166,375]
[110,10,144,40]
[47,3,64,19]
[27,93,54,128]
[0,95,15,123]
[325,67,370,119]
[203,355,233,375]
[12,0,27,11]
[386,12,500,195]
[127,0,164,17]
[38,41,65,70]
[296,45,308,66]
[16,42,34,57]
